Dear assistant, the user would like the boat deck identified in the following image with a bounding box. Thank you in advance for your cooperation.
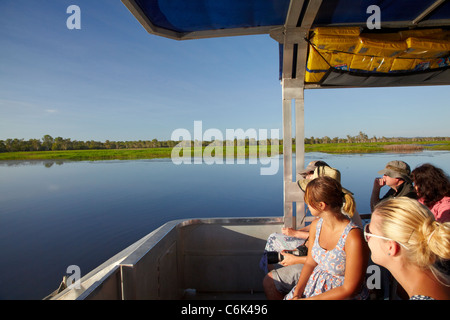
[50,217,284,300]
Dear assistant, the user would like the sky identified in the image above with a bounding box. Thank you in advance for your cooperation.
[1,0,449,142]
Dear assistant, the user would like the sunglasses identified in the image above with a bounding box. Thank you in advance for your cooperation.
[363,224,409,250]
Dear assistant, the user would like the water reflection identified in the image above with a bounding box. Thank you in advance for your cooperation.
[0,160,67,168]
[0,151,449,299]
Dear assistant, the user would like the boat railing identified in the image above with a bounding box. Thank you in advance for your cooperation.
[49,216,284,300]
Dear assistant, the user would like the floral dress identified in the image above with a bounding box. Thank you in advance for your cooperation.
[284,218,368,299]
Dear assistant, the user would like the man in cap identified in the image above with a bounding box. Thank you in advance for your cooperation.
[370,160,417,211]
[370,160,418,300]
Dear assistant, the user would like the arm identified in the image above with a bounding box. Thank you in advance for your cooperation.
[282,226,309,239]
[290,220,318,299]
[279,252,307,266]
[304,228,369,300]
[370,177,385,212]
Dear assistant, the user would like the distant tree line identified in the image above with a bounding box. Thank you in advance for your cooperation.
[0,132,449,153]
[0,135,179,153]
[303,131,450,144]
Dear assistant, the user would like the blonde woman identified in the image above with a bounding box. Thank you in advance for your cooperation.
[367,197,450,300]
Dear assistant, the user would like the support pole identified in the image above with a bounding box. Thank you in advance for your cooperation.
[276,0,323,229]
[295,90,305,229]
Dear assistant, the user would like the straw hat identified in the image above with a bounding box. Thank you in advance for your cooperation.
[297,165,353,195]
[298,160,329,178]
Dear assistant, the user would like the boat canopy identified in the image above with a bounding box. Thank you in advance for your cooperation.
[122,0,450,228]
[122,0,450,40]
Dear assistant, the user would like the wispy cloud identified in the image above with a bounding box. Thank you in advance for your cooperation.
[0,99,60,117]
[0,99,36,110]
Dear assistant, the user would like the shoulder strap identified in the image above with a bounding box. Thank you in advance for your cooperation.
[337,221,358,249]
[314,218,323,245]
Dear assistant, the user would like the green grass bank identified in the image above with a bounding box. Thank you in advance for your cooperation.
[0,141,449,161]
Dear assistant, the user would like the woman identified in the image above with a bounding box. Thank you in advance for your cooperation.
[285,176,369,300]
[412,163,450,223]
[367,197,450,300]
[259,164,363,274]
[259,161,330,275]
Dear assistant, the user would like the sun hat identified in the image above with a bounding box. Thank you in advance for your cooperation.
[298,160,329,178]
[378,160,412,182]
[297,165,353,195]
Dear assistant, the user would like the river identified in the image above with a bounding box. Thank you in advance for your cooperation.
[0,150,449,299]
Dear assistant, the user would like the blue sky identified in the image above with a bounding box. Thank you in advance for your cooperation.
[1,0,449,142]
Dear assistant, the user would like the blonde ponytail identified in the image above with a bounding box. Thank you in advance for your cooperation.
[342,192,356,218]
[426,221,450,264]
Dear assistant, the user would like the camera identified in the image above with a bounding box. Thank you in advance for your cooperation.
[267,245,308,264]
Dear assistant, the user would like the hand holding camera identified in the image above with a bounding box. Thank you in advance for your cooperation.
[267,242,308,265]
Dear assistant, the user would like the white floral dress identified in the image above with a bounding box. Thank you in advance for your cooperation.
[285,218,368,299]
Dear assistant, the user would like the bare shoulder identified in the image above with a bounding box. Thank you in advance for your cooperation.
[345,227,365,249]
[307,218,319,240]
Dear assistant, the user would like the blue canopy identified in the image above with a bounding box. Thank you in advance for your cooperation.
[123,0,450,40]
[132,0,291,33]
[314,0,450,25]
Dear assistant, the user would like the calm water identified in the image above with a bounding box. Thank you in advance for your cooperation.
[1,151,449,299]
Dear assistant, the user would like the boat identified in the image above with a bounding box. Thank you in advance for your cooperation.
[47,0,450,300]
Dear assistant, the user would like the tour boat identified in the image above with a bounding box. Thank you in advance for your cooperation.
[47,0,450,300]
